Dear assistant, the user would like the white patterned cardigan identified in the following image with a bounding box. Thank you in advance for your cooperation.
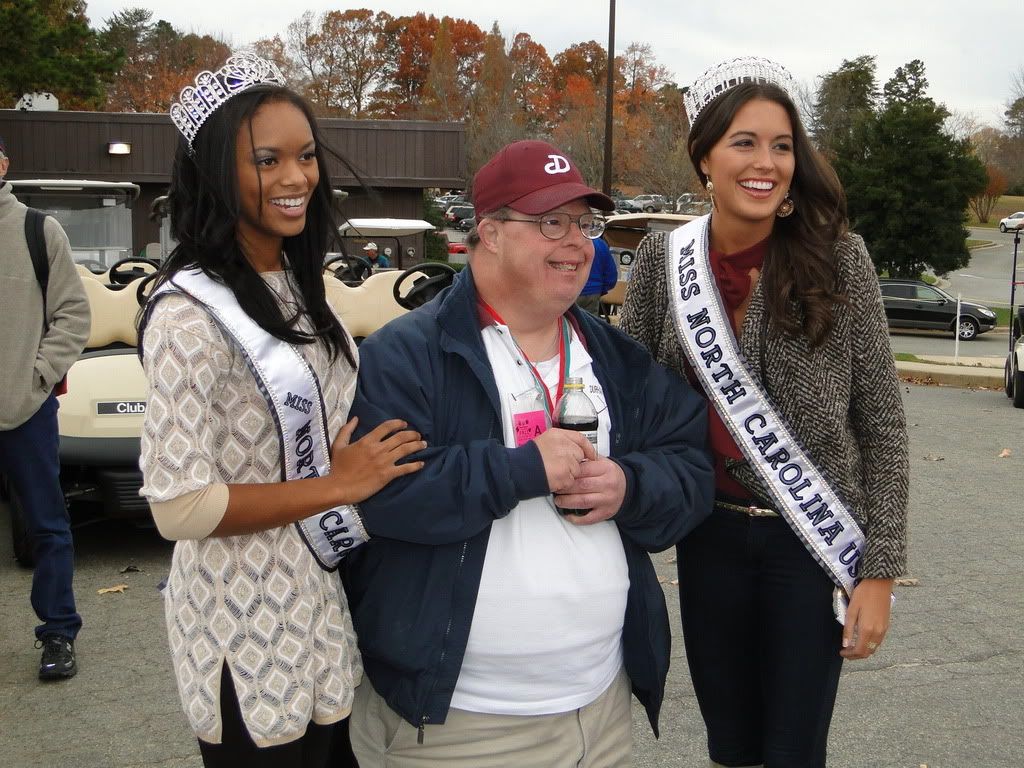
[620,232,909,579]
[139,271,362,747]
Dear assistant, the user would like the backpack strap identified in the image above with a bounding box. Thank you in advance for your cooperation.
[24,207,50,332]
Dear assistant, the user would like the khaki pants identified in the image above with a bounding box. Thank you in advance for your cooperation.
[351,668,633,768]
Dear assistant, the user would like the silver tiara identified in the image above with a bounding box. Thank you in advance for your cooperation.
[169,53,286,150]
[683,57,795,125]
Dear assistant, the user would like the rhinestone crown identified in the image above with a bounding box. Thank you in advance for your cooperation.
[170,53,286,150]
[683,56,795,125]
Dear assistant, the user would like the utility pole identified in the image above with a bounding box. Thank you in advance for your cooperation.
[602,0,615,196]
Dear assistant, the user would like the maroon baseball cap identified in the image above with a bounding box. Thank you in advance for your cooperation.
[471,140,614,221]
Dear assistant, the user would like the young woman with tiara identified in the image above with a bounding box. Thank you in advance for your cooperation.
[138,53,425,767]
[620,57,909,767]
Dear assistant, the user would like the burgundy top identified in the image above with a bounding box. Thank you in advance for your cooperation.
[704,238,767,500]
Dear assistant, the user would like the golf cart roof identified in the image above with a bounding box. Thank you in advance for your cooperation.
[339,218,436,237]
[603,212,699,249]
[7,179,141,201]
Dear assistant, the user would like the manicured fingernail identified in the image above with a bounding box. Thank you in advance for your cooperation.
[842,638,850,648]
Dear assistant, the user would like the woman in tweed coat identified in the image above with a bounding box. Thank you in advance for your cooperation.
[620,61,909,768]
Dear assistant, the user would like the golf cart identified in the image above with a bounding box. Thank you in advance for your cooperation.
[4,205,456,564]
[3,180,159,564]
[598,213,698,320]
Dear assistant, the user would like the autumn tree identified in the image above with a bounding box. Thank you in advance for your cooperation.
[100,9,229,112]
[551,74,605,188]
[508,32,554,132]
[967,164,1008,223]
[283,9,388,118]
[465,23,525,175]
[0,0,121,109]
[372,12,438,117]
[420,18,462,121]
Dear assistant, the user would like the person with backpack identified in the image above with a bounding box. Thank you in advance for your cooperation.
[0,135,91,679]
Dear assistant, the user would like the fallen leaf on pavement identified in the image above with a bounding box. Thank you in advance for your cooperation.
[998,448,1012,458]
[922,454,945,461]
[669,579,679,586]
[894,577,920,587]
[97,584,129,595]
[119,564,141,574]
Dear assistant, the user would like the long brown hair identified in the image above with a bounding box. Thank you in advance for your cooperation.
[688,82,848,346]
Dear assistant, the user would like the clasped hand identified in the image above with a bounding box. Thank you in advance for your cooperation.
[532,428,626,525]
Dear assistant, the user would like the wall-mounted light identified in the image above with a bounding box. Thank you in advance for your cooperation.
[107,141,131,156]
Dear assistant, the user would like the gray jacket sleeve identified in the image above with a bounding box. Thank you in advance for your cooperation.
[34,217,90,387]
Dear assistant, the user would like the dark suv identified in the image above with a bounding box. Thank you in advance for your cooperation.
[879,279,997,340]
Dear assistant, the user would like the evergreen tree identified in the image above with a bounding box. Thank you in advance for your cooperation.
[0,0,121,109]
[833,60,986,278]
[811,55,878,159]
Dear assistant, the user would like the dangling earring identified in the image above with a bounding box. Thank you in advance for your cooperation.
[705,179,717,210]
[776,191,794,218]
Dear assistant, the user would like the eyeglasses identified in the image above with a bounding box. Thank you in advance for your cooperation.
[491,212,606,240]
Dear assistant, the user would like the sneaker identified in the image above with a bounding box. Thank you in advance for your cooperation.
[37,635,77,680]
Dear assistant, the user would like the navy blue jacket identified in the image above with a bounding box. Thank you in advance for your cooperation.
[343,267,713,736]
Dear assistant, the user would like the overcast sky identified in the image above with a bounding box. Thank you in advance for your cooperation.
[86,1,1022,128]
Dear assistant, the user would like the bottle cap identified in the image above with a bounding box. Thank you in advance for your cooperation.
[565,376,584,389]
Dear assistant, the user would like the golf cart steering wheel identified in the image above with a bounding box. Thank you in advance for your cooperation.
[108,256,160,286]
[393,262,458,310]
[324,254,374,286]
[76,259,109,274]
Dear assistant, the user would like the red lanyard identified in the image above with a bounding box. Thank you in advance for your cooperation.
[479,300,571,417]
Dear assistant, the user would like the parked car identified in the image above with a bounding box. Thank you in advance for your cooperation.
[456,216,475,232]
[998,212,1024,233]
[878,279,997,340]
[444,204,475,226]
[675,193,712,215]
[627,194,668,213]
[434,193,466,209]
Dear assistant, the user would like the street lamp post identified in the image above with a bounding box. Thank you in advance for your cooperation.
[602,0,615,196]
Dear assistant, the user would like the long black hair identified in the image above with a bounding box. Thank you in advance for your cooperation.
[140,84,356,367]
[688,81,848,347]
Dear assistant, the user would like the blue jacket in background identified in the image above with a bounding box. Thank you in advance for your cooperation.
[580,237,619,296]
[342,267,713,737]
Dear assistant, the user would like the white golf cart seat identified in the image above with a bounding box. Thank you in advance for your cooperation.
[323,270,415,340]
[80,275,148,348]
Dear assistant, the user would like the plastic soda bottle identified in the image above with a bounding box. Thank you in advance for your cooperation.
[554,376,598,516]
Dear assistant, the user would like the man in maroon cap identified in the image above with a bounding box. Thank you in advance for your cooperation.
[343,140,712,766]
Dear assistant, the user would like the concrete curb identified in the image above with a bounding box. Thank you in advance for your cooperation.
[895,360,1004,388]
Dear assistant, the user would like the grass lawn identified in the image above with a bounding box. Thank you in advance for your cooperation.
[968,194,1024,228]
[894,352,922,362]
[966,238,990,248]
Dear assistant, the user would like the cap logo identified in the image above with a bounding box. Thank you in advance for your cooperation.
[543,155,571,175]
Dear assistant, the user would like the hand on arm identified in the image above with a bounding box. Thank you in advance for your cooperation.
[212,418,425,537]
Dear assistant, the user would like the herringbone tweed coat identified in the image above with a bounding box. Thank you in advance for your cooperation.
[620,230,908,579]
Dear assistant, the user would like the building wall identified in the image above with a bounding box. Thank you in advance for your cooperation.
[0,109,464,261]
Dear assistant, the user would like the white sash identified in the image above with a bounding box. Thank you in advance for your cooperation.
[665,216,867,623]
[152,268,367,571]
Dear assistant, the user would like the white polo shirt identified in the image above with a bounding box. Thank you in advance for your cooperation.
[449,320,630,716]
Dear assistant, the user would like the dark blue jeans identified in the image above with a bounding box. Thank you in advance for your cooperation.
[678,508,843,768]
[0,393,81,640]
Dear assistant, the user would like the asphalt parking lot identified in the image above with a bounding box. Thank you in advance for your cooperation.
[1,382,1021,767]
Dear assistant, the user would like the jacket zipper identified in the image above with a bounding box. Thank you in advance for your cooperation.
[417,538,469,746]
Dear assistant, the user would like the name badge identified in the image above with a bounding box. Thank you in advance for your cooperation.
[513,410,547,447]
